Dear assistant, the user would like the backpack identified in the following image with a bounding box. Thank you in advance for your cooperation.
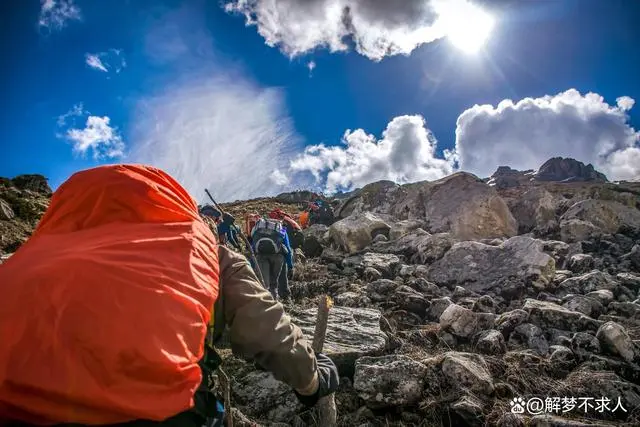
[0,165,220,424]
[252,218,284,255]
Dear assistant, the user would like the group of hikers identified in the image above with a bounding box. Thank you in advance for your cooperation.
[198,199,335,304]
[0,164,338,426]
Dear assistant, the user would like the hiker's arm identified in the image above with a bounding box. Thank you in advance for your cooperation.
[217,246,318,395]
[282,231,294,269]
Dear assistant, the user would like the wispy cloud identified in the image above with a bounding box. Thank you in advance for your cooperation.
[129,3,304,202]
[224,0,491,61]
[57,105,125,160]
[85,49,127,73]
[38,0,81,31]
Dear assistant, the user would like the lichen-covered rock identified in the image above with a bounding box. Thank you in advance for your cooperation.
[561,199,640,236]
[233,371,302,423]
[292,306,387,374]
[476,330,507,355]
[571,332,601,357]
[353,355,428,408]
[440,303,495,338]
[509,323,550,356]
[496,309,529,338]
[523,299,601,333]
[567,253,595,274]
[562,294,604,318]
[441,352,495,395]
[389,220,424,240]
[596,322,639,363]
[560,218,600,243]
[556,271,618,298]
[329,212,391,254]
[429,236,555,293]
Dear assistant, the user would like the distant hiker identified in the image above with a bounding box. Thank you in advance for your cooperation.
[269,208,305,250]
[308,199,335,226]
[199,204,243,252]
[0,164,338,426]
[251,216,294,302]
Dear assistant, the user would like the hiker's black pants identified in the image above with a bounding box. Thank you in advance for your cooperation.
[256,253,290,300]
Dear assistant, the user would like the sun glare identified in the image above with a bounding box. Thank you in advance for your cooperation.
[436,1,496,54]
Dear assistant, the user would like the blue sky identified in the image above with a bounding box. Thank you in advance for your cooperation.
[1,0,639,201]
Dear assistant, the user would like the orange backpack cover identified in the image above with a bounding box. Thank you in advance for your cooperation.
[0,165,220,424]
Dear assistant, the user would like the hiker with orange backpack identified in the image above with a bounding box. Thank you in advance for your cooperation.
[0,164,338,426]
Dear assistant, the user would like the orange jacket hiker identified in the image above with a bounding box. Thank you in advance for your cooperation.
[0,165,220,424]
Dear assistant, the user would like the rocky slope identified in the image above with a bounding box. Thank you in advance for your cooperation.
[1,157,640,426]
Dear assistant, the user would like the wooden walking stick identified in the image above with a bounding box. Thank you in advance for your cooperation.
[311,295,337,426]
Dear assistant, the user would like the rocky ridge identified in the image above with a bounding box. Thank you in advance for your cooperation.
[1,158,640,426]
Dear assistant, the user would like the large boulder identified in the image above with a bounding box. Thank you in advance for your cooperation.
[329,212,390,254]
[507,187,558,235]
[414,172,518,240]
[534,157,608,183]
[559,199,640,241]
[560,219,600,243]
[301,224,329,258]
[354,355,428,408]
[428,236,555,293]
[292,306,387,375]
[372,229,455,264]
[388,219,425,240]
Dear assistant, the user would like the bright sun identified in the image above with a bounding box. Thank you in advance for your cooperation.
[437,1,495,54]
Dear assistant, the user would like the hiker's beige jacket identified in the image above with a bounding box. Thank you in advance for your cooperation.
[216,246,319,396]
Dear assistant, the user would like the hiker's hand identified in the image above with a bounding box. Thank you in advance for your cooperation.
[295,353,339,407]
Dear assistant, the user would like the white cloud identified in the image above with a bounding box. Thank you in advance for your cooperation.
[307,60,316,75]
[617,96,635,112]
[129,3,305,203]
[270,169,290,186]
[66,116,126,160]
[57,103,85,127]
[224,0,492,61]
[38,0,81,31]
[85,50,127,73]
[455,89,640,181]
[290,115,455,193]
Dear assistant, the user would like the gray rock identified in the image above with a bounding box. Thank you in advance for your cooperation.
[607,302,640,319]
[474,295,497,313]
[571,332,601,356]
[441,352,495,395]
[427,297,453,321]
[596,322,639,363]
[334,292,371,308]
[429,236,556,293]
[524,299,601,333]
[389,219,424,240]
[567,253,595,274]
[233,371,302,423]
[372,233,388,243]
[361,253,400,278]
[496,309,529,338]
[329,213,391,254]
[292,306,387,374]
[617,272,640,291]
[440,303,495,338]
[476,330,507,355]
[561,199,640,236]
[353,355,428,408]
[0,198,15,221]
[556,271,618,298]
[509,323,550,355]
[549,345,575,366]
[362,267,382,282]
[585,290,615,307]
[450,395,485,425]
[565,370,640,414]
[562,294,604,318]
[560,218,600,243]
[495,413,526,427]
[508,187,558,234]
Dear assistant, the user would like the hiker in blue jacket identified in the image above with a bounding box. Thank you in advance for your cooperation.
[199,205,243,252]
[251,217,294,303]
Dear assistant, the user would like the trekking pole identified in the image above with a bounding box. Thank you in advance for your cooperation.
[312,295,337,426]
[204,189,266,287]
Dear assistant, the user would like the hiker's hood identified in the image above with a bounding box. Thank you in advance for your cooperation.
[34,164,200,236]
